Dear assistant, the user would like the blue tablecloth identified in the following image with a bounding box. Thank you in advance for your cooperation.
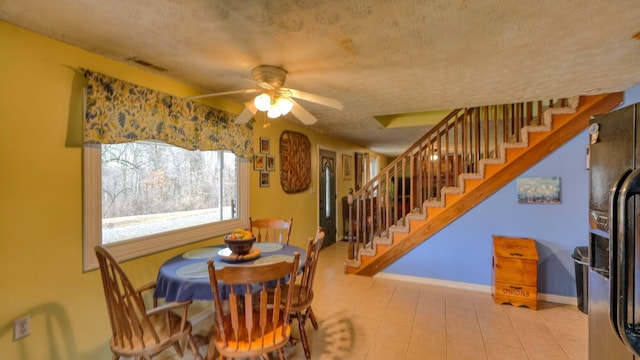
[154,243,305,302]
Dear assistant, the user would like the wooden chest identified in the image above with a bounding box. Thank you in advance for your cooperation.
[491,235,539,310]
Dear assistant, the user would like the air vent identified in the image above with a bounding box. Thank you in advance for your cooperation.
[126,57,168,72]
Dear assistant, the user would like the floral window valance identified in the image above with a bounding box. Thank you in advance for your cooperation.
[83,70,254,158]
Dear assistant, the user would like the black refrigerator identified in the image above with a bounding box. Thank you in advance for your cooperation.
[589,102,640,359]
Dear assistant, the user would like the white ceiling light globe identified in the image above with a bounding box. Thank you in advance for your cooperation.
[254,93,271,112]
[267,106,281,118]
[277,98,294,115]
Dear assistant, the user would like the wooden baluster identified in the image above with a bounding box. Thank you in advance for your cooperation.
[453,110,460,179]
[474,107,481,166]
[461,109,468,173]
[444,122,450,187]
[507,104,515,143]
[482,106,489,160]
[384,173,390,231]
[365,188,370,248]
[502,104,508,144]
[416,145,422,205]
[435,131,441,200]
[355,194,361,251]
[400,156,406,219]
[409,152,415,213]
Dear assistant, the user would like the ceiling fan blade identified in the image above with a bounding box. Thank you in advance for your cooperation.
[244,100,257,114]
[233,100,259,124]
[186,88,259,100]
[289,99,318,125]
[285,88,343,110]
[234,106,254,124]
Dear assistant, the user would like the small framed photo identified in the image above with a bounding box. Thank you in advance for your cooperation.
[260,137,270,154]
[342,154,353,180]
[266,155,275,171]
[260,171,270,187]
[253,154,265,171]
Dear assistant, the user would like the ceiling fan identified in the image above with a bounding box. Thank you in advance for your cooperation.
[188,65,343,125]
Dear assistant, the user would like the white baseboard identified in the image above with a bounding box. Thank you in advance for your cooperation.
[538,293,577,306]
[374,272,578,306]
[374,272,492,293]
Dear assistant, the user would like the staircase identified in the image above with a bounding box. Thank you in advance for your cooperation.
[344,93,623,276]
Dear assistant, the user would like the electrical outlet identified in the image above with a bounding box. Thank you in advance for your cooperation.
[13,316,30,341]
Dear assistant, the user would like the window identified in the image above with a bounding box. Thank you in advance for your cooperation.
[83,141,249,271]
[369,155,379,181]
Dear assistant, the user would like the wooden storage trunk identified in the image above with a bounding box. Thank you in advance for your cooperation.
[491,235,539,310]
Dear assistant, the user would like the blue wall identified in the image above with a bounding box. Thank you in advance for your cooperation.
[385,84,640,297]
[384,131,590,297]
[619,82,640,108]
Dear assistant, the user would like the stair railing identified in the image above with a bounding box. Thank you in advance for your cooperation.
[346,99,570,261]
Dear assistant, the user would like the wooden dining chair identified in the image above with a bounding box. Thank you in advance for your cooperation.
[286,228,325,359]
[249,217,293,244]
[206,253,300,360]
[94,245,203,360]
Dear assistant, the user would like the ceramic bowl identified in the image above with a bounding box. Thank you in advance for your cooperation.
[224,236,255,255]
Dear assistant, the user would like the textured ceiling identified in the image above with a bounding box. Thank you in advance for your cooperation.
[2,0,640,156]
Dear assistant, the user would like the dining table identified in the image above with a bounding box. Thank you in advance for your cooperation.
[154,242,306,302]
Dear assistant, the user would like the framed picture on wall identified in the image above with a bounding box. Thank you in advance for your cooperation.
[266,155,275,171]
[253,154,265,171]
[517,177,561,204]
[260,171,270,187]
[342,154,353,180]
[260,137,270,154]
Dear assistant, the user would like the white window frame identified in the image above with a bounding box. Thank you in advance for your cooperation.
[82,143,250,271]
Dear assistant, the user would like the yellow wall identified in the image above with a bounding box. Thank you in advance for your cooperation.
[248,116,388,244]
[0,21,383,359]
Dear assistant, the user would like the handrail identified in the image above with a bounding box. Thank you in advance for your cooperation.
[346,99,569,261]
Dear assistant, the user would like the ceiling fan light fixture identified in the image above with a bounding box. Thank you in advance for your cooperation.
[277,97,294,115]
[192,64,341,126]
[254,93,271,112]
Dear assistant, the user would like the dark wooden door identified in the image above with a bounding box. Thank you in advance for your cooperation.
[318,149,336,248]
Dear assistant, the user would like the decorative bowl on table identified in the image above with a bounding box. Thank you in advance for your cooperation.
[224,230,256,255]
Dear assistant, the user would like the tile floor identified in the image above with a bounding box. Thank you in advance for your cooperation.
[161,240,588,360]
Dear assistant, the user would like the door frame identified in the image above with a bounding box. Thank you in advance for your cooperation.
[317,146,337,247]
